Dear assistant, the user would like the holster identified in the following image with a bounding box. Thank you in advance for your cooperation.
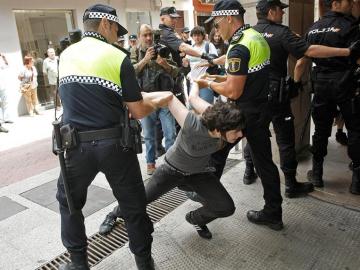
[60,124,79,150]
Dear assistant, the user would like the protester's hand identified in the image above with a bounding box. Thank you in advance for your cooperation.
[144,47,155,63]
[202,74,227,83]
[182,58,189,68]
[189,81,200,97]
[195,61,210,68]
[349,40,360,60]
[201,53,217,64]
[194,78,209,89]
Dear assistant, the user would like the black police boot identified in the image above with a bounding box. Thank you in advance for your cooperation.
[335,130,348,146]
[350,166,360,195]
[284,172,314,198]
[243,162,257,185]
[59,251,89,270]
[185,212,212,239]
[246,209,283,231]
[307,158,324,188]
[99,214,117,235]
[134,253,155,270]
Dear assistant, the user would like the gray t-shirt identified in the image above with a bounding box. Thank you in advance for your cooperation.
[165,112,221,174]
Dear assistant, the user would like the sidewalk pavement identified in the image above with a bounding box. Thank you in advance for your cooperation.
[0,109,359,270]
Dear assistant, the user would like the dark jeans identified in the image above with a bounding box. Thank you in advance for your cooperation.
[110,163,235,226]
[244,100,298,176]
[312,74,360,167]
[56,138,153,256]
[211,103,282,219]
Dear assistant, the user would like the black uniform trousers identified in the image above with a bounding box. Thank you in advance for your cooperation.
[211,102,282,219]
[110,163,235,226]
[56,138,153,256]
[244,99,298,176]
[311,71,360,167]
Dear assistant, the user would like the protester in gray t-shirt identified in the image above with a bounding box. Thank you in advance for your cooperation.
[99,82,245,239]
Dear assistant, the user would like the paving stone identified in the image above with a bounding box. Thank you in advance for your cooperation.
[0,196,27,221]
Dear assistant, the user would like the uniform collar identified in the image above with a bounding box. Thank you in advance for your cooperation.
[323,11,346,18]
[257,18,276,25]
[159,24,174,31]
[229,24,250,43]
[83,31,107,43]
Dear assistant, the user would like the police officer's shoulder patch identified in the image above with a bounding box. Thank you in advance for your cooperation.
[228,58,241,73]
[231,32,243,44]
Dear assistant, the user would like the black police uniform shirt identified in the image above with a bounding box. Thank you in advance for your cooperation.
[226,26,270,103]
[60,35,142,131]
[306,11,360,72]
[159,24,183,67]
[253,19,309,80]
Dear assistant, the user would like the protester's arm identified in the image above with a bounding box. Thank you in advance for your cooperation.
[294,57,311,82]
[167,93,189,128]
[188,81,211,114]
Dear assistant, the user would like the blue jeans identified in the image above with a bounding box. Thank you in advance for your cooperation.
[141,108,176,164]
[199,87,214,104]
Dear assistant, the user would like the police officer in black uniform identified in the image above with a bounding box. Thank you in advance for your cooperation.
[296,0,360,194]
[56,4,173,270]
[242,0,356,198]
[198,0,284,231]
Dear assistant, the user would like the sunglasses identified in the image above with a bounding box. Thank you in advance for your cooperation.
[214,17,226,29]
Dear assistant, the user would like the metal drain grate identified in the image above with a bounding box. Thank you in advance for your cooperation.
[36,158,240,270]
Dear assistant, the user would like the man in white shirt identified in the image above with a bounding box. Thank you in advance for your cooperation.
[43,48,61,109]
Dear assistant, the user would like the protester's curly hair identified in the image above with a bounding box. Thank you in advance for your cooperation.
[200,100,245,132]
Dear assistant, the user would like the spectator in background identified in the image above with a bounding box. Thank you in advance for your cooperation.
[209,28,228,57]
[117,35,126,48]
[180,27,192,45]
[31,51,47,103]
[18,56,39,116]
[186,26,218,104]
[128,34,138,51]
[43,48,61,109]
[0,53,10,132]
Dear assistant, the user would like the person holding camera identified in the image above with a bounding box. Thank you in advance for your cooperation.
[56,4,173,270]
[131,24,178,175]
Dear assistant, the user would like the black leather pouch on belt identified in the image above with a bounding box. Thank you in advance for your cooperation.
[60,124,78,150]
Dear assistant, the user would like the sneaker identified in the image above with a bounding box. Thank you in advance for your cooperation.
[147,163,156,175]
[185,212,212,239]
[99,214,117,235]
[34,109,41,115]
[246,210,283,231]
[335,131,348,146]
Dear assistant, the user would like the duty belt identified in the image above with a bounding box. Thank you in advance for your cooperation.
[78,127,122,142]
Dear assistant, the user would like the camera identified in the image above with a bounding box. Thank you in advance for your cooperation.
[152,30,170,60]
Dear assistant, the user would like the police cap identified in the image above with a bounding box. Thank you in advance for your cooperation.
[83,4,128,36]
[182,27,190,33]
[256,0,289,15]
[323,0,335,7]
[129,34,138,40]
[160,6,182,18]
[205,0,246,24]
[118,36,125,41]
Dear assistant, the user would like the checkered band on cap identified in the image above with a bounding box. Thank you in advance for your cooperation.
[83,31,106,42]
[88,12,119,23]
[60,75,122,95]
[211,10,239,17]
[248,59,270,73]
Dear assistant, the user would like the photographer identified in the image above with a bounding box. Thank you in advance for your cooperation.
[130,24,178,175]
[159,7,217,106]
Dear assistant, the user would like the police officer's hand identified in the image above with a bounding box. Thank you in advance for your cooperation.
[349,40,360,60]
[144,47,156,63]
[204,74,227,83]
[201,53,217,64]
